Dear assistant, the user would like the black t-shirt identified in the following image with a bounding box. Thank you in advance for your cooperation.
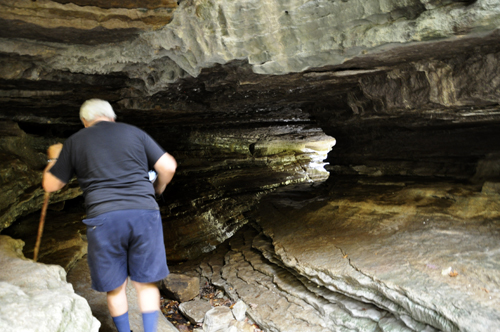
[49,121,165,218]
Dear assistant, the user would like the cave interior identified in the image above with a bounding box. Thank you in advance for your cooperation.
[1,0,500,331]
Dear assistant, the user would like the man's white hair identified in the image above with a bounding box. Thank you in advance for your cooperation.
[80,99,116,122]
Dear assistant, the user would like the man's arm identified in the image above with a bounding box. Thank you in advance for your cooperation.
[42,143,67,192]
[153,152,177,195]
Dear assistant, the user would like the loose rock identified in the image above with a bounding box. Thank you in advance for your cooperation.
[231,300,247,321]
[203,306,234,332]
[161,273,200,302]
[229,320,257,332]
[179,298,213,324]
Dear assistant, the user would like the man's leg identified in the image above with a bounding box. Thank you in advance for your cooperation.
[107,279,130,332]
[132,281,160,332]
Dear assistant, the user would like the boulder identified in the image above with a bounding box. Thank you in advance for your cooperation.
[0,235,99,332]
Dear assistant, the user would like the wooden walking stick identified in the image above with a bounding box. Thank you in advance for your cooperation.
[33,191,50,262]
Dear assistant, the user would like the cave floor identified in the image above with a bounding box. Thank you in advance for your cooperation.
[171,178,500,332]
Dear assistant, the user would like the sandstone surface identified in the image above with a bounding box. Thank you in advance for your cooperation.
[0,235,99,332]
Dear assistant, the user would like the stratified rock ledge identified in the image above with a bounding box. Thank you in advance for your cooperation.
[171,181,500,332]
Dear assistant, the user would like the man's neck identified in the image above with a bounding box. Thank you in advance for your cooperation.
[83,117,114,128]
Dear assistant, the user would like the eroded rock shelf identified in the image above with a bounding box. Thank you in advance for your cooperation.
[172,181,500,332]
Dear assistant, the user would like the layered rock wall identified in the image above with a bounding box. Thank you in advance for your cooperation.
[0,121,81,231]
[0,105,335,260]
[0,0,500,261]
[311,50,500,180]
[142,108,335,260]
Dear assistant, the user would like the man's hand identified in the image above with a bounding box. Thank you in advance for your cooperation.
[42,143,66,192]
[47,143,63,160]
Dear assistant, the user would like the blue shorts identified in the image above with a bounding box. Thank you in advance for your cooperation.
[82,209,169,292]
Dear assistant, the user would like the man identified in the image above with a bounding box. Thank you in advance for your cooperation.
[43,99,177,332]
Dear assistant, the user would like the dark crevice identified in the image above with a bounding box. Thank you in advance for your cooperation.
[0,18,141,45]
